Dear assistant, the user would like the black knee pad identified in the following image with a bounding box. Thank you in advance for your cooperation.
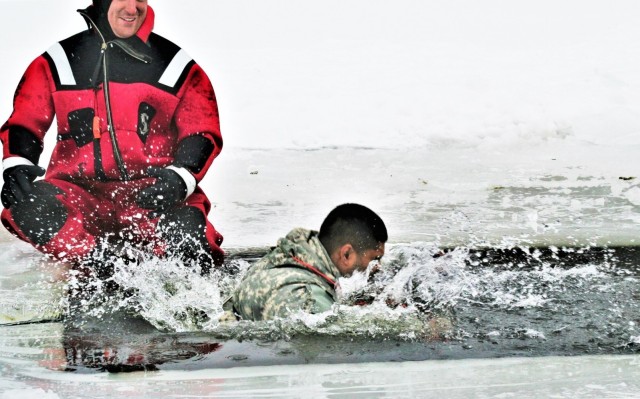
[158,206,206,243]
[10,182,67,246]
[158,206,214,273]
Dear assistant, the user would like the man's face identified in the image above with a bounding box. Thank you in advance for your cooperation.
[108,0,148,39]
[342,243,385,277]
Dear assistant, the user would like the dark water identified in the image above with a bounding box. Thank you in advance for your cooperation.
[8,245,639,373]
[453,247,640,358]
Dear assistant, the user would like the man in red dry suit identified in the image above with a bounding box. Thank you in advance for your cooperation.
[1,0,224,272]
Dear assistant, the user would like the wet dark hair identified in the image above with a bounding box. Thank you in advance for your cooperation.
[318,203,388,254]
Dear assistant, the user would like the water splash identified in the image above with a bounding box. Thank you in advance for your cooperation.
[58,240,635,348]
[339,243,473,317]
[65,244,252,333]
[466,262,605,310]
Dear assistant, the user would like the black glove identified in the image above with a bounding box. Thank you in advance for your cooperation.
[136,167,187,214]
[1,164,46,209]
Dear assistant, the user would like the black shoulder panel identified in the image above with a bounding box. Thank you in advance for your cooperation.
[144,33,195,95]
[46,31,191,95]
[44,31,102,90]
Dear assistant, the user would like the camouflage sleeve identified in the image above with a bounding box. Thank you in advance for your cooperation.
[261,283,334,320]
[307,284,334,313]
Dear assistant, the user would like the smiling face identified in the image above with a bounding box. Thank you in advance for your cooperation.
[107,0,148,39]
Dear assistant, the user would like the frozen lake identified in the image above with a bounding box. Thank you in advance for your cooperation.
[207,145,640,249]
[1,145,640,398]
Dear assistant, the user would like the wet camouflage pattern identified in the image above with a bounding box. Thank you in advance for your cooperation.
[232,228,341,321]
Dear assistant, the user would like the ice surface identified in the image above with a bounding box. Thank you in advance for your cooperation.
[205,144,640,248]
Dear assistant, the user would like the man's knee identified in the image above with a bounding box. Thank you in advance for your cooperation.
[158,206,207,245]
[3,182,67,246]
[157,206,220,271]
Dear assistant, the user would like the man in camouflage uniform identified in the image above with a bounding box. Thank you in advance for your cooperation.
[232,203,387,321]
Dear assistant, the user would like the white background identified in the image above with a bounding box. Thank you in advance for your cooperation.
[1,0,639,150]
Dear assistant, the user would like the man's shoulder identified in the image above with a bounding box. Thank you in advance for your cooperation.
[241,261,314,288]
[233,265,336,320]
[147,32,185,61]
[232,265,305,313]
[233,266,331,315]
[148,32,178,49]
[38,31,98,89]
[235,259,331,302]
[56,30,186,64]
[57,30,95,50]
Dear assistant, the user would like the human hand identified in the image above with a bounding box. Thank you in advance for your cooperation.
[136,167,187,214]
[1,164,45,208]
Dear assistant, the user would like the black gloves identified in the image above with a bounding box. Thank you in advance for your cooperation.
[136,167,188,214]
[1,164,45,209]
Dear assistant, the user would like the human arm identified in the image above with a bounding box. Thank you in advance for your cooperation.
[171,64,222,183]
[1,56,55,208]
[260,283,335,320]
[136,64,221,211]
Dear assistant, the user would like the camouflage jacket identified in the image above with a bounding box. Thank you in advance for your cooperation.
[232,228,341,320]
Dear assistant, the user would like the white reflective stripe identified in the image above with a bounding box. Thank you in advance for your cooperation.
[158,49,192,87]
[166,165,197,199]
[3,157,35,172]
[46,43,76,86]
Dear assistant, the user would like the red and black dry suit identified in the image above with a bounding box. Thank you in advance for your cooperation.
[0,5,224,266]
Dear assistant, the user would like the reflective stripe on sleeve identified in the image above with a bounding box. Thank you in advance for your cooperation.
[166,165,197,198]
[46,43,77,86]
[158,49,192,88]
[3,157,35,172]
